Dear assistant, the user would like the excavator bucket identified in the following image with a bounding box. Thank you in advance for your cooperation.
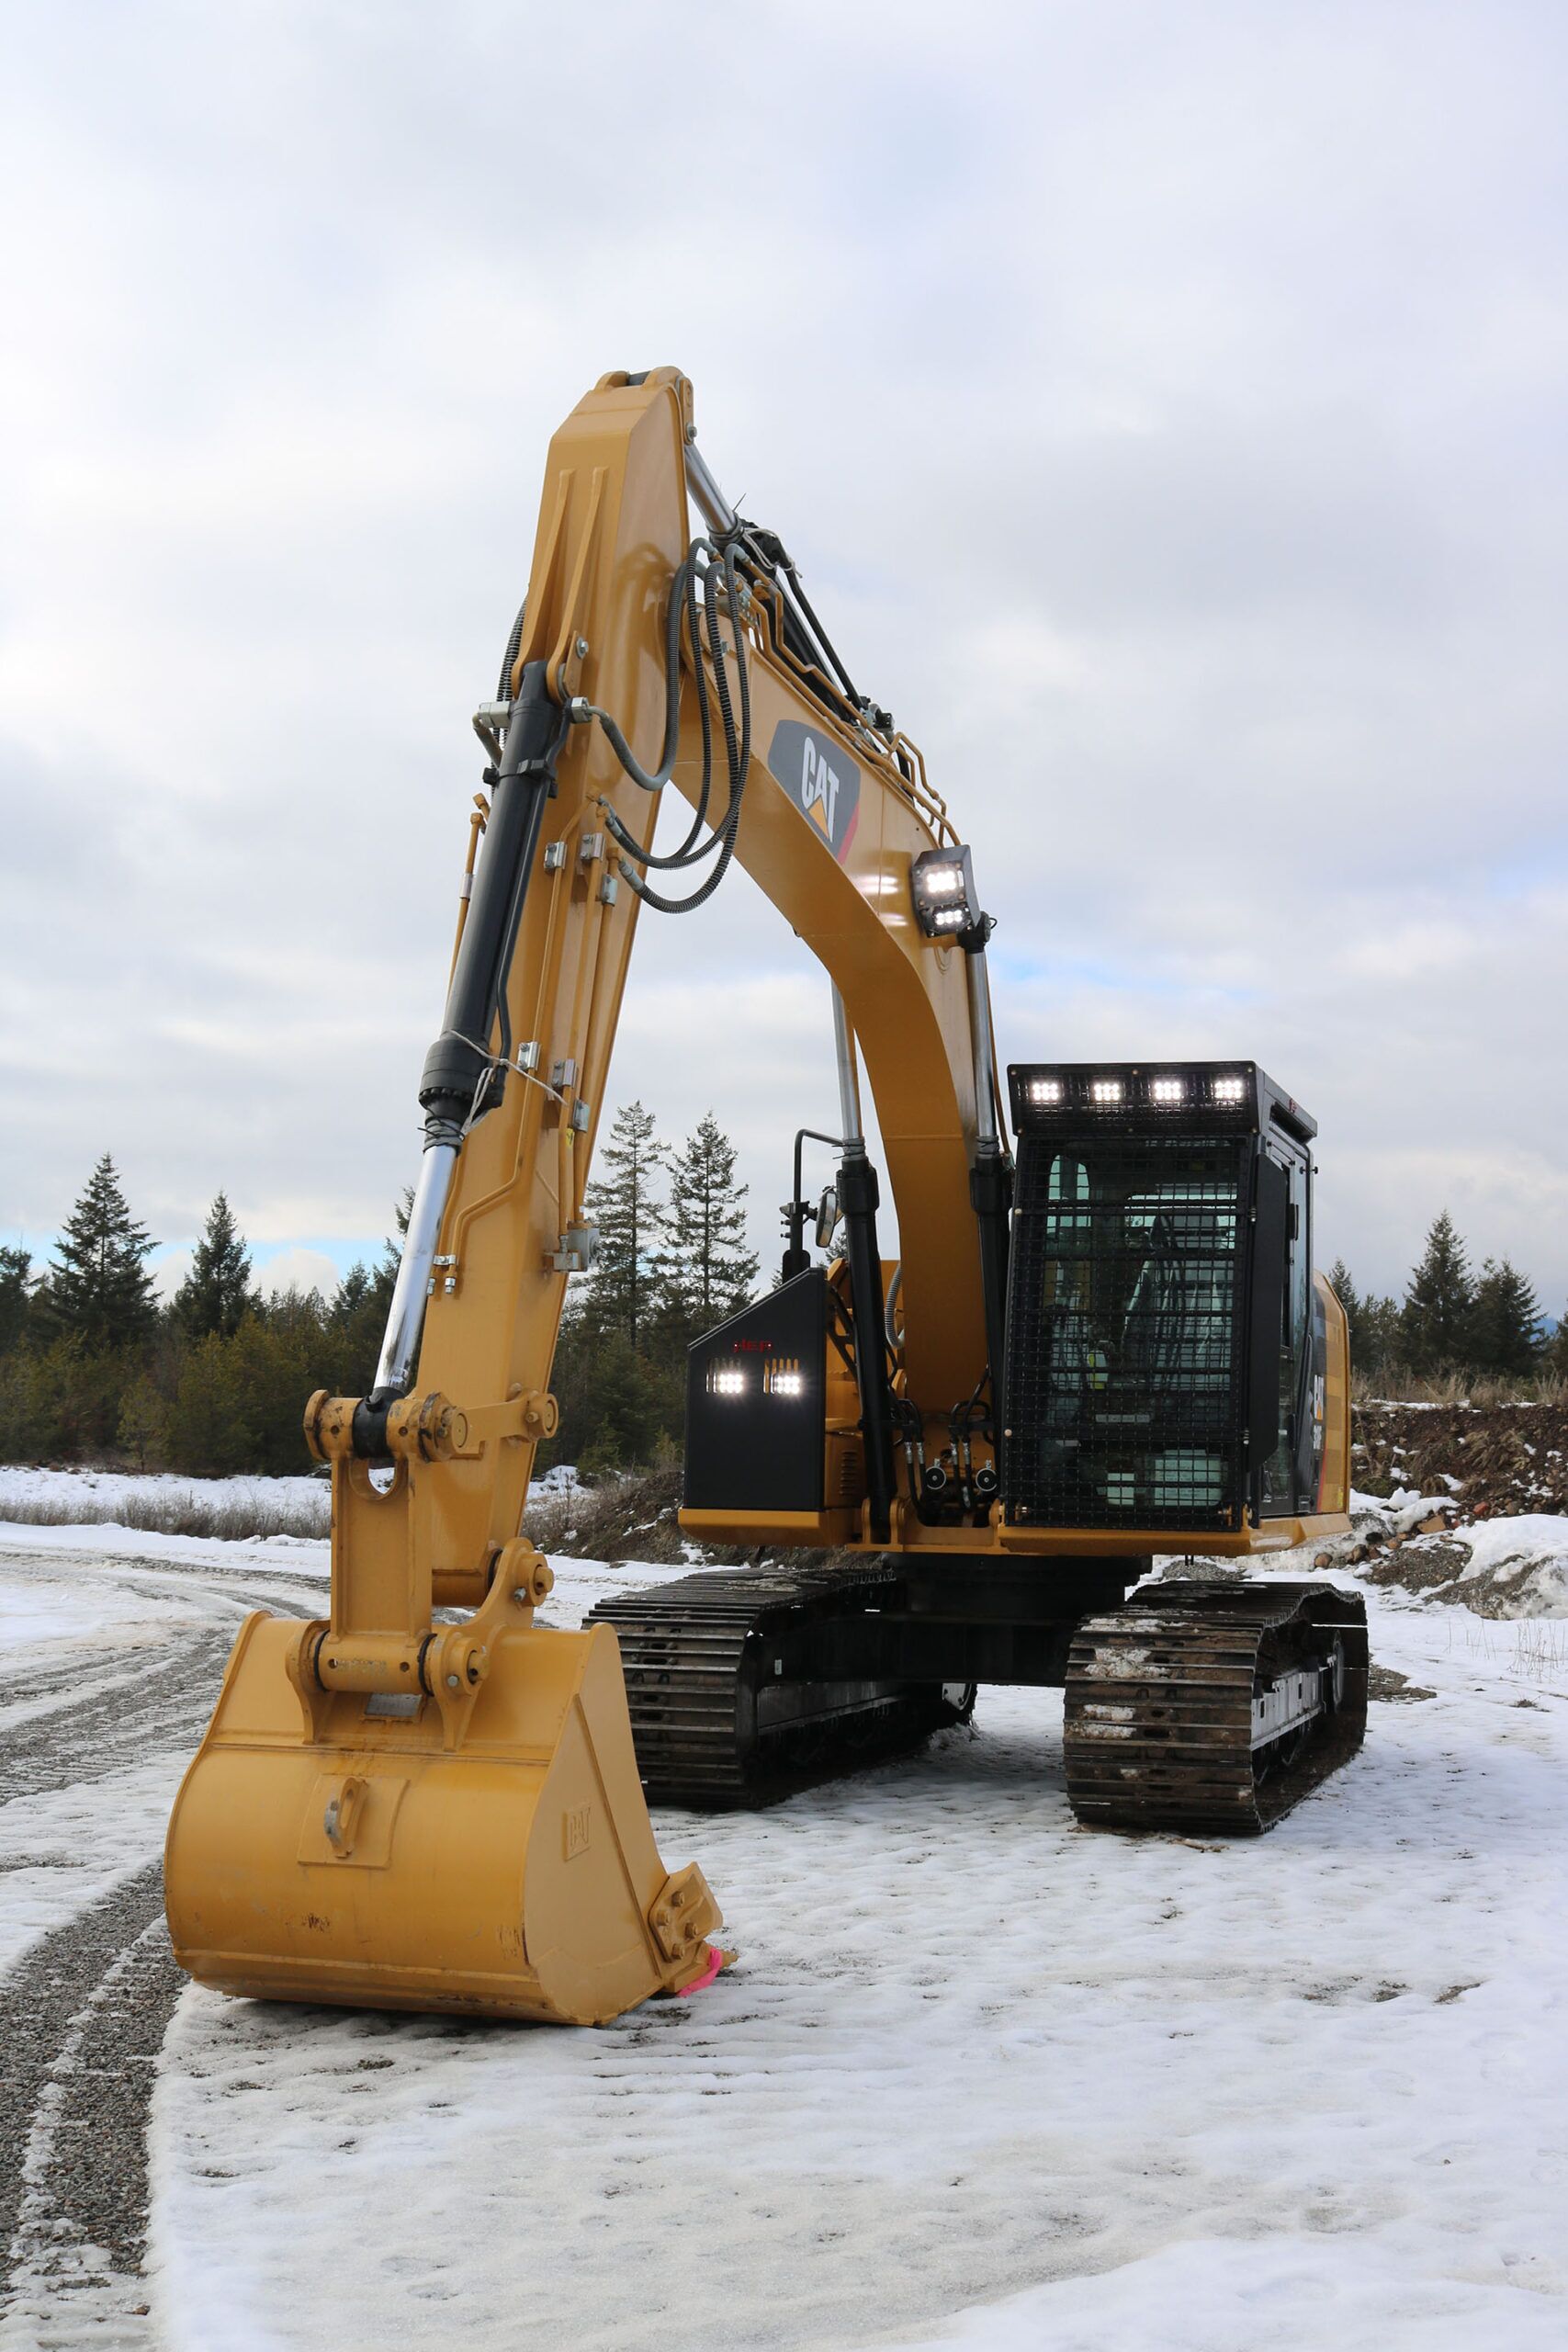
[165,1585,722,2025]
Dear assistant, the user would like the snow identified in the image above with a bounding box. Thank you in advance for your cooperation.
[1344,1489,1568,1616]
[0,1516,332,1576]
[0,1464,326,1516]
[889,2235,1568,2350]
[6,1515,1565,2347]
[0,1544,330,1970]
[0,1754,188,1975]
[1351,1484,1455,1533]
[1451,1514,1568,1613]
[143,1556,1568,2352]
[0,1573,179,1654]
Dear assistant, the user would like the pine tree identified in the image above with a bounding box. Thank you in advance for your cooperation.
[324,1262,385,1395]
[1326,1261,1359,1328]
[117,1371,171,1468]
[1468,1258,1543,1378]
[1345,1295,1401,1384]
[47,1156,158,1352]
[380,1187,414,1283]
[580,1102,668,1350]
[0,1246,33,1357]
[574,1334,672,1476]
[660,1112,759,1333]
[333,1263,374,1319]
[173,1192,256,1340]
[168,1331,254,1475]
[1401,1212,1475,1374]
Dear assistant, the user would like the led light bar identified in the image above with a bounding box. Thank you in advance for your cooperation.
[909,843,983,941]
[1006,1061,1311,1137]
[708,1365,747,1396]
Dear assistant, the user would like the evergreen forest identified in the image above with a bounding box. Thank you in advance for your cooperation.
[1,1135,1561,1478]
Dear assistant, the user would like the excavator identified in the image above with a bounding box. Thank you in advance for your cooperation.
[164,369,1369,2027]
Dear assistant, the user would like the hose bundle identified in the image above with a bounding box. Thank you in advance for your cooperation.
[573,537,753,916]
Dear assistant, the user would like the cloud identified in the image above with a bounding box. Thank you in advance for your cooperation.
[255,1249,343,1304]
[3,0,1567,1311]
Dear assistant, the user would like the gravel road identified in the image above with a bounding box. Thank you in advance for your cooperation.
[0,1543,326,2346]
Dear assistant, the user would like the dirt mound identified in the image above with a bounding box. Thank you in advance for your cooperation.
[1351,1401,1568,1521]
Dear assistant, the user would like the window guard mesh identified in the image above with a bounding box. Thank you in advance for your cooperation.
[1004,1133,1248,1532]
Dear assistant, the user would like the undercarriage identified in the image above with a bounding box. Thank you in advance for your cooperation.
[588,1564,1369,1831]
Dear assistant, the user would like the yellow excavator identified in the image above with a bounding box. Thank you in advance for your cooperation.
[164,369,1368,2027]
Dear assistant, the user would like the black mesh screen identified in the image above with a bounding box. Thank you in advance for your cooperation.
[1004,1133,1248,1532]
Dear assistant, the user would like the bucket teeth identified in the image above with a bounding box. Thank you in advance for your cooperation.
[649,1864,721,1962]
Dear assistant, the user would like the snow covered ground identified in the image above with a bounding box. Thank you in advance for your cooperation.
[0,1465,326,1519]
[0,1463,584,1544]
[2,1521,1565,2350]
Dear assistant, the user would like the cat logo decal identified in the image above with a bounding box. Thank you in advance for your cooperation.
[766,720,862,863]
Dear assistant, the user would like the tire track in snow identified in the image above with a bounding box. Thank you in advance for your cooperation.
[0,1545,333,2341]
[0,1553,329,1804]
[1,1634,235,1805]
[0,1865,178,2346]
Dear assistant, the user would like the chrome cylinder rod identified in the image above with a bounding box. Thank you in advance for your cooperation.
[964,944,999,1148]
[373,1139,459,1395]
[831,985,864,1147]
[684,441,737,537]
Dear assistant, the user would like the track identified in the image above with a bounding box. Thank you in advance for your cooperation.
[0,1543,329,2344]
[587,1560,972,1806]
[1062,1578,1370,1834]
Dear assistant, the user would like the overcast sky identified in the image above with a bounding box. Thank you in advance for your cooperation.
[3,0,1565,1312]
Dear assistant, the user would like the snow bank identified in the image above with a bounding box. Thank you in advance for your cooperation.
[1343,1490,1568,1617]
[893,2231,1568,2351]
[0,1463,580,1546]
[0,1515,331,1578]
[1452,1514,1568,1614]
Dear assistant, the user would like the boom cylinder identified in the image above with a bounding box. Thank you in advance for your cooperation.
[417,660,564,1137]
[367,662,566,1418]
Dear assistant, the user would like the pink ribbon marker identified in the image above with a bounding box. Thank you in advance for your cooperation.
[675,1942,725,1997]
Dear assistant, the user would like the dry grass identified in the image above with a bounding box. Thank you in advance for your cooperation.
[1351,1367,1568,1408]
[0,1486,330,1542]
